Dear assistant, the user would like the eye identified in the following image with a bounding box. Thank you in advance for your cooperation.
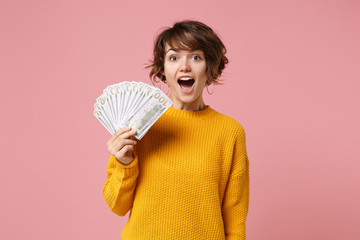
[169,56,178,61]
[192,55,201,61]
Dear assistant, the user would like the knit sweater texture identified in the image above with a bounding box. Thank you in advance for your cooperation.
[103,106,250,239]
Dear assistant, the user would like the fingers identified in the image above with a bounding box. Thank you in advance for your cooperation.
[107,126,137,147]
[107,136,136,153]
[106,126,138,162]
[113,138,137,151]
[120,128,137,140]
[113,145,134,161]
[108,126,131,144]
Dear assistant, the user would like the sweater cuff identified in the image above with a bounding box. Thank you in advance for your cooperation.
[112,154,139,176]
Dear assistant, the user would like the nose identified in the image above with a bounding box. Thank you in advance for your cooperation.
[180,59,191,72]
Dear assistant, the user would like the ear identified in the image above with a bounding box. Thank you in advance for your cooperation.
[160,69,165,78]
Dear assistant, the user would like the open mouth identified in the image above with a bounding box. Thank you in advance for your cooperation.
[177,77,195,90]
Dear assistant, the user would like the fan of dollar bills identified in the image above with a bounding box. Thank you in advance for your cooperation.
[94,81,172,140]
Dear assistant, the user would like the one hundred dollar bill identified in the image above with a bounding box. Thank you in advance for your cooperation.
[93,81,172,139]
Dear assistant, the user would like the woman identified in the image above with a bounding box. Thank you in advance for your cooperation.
[103,20,249,239]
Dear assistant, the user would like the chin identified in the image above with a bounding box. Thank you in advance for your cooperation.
[179,95,202,105]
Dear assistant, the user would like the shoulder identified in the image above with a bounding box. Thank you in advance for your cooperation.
[210,107,246,138]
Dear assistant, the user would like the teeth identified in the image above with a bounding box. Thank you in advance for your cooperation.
[179,77,193,81]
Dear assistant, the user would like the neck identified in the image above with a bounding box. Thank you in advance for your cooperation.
[170,96,206,111]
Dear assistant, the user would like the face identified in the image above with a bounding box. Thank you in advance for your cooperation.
[163,44,208,111]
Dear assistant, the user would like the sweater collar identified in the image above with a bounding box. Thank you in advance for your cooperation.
[164,105,216,120]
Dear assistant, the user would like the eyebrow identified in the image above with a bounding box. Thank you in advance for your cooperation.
[165,48,202,54]
[166,48,176,54]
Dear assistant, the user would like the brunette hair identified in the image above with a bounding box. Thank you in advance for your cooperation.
[147,20,228,85]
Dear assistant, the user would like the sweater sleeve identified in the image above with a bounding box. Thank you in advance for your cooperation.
[222,127,250,240]
[102,154,139,216]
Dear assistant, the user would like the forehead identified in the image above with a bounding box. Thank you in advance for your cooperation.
[164,43,203,55]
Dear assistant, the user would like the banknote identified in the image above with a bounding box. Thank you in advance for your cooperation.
[93,81,172,140]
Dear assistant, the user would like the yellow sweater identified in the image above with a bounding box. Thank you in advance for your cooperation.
[103,106,250,239]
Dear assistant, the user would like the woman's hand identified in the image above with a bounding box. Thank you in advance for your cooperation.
[107,126,137,165]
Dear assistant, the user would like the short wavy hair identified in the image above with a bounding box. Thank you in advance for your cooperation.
[147,20,228,85]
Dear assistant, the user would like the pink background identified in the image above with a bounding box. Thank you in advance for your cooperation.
[1,0,359,239]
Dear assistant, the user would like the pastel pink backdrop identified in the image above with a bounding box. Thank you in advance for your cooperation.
[1,0,359,239]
